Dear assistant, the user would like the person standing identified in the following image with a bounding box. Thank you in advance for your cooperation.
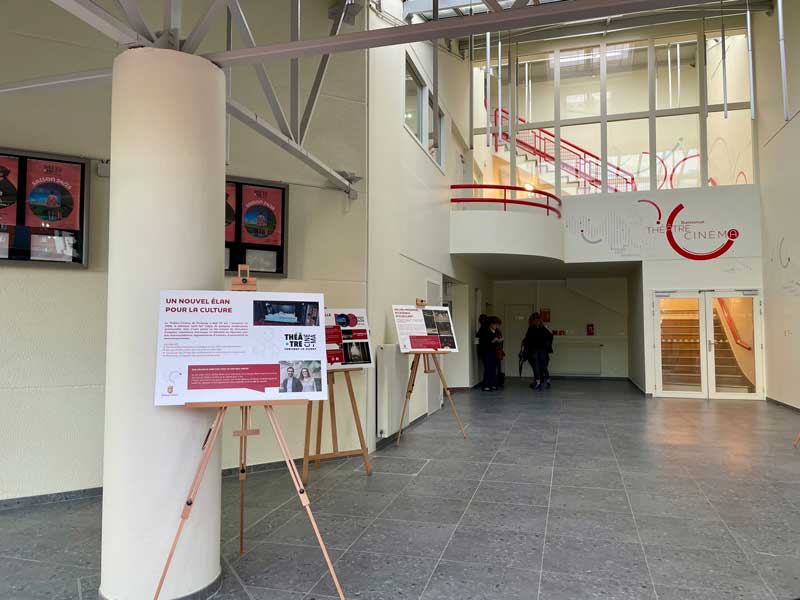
[521,313,554,390]
[494,317,506,387]
[478,316,501,391]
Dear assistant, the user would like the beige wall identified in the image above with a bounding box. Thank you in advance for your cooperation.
[0,0,367,499]
[754,5,800,409]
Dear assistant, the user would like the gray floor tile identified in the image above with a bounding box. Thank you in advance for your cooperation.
[353,519,455,557]
[357,456,427,475]
[636,515,739,551]
[421,560,540,600]
[549,486,631,513]
[483,463,553,485]
[473,480,550,506]
[381,494,468,524]
[460,501,547,533]
[547,508,639,543]
[267,512,371,550]
[552,468,624,489]
[311,551,434,599]
[627,491,719,519]
[0,556,91,600]
[644,545,764,589]
[312,490,396,518]
[542,535,650,584]
[749,552,800,600]
[402,476,479,500]
[232,542,343,592]
[539,571,656,600]
[622,472,702,496]
[554,454,620,472]
[418,459,488,480]
[492,449,555,466]
[326,472,414,494]
[655,583,772,600]
[443,525,543,568]
[728,520,800,556]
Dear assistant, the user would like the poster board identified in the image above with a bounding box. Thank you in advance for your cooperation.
[0,148,88,266]
[225,177,287,276]
[324,308,374,370]
[392,305,459,353]
[155,290,327,406]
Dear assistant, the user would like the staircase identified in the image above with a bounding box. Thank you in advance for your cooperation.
[493,108,637,194]
[660,311,702,391]
[712,311,754,393]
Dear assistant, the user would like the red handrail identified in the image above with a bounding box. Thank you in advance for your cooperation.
[717,298,752,351]
[451,183,561,205]
[451,198,561,218]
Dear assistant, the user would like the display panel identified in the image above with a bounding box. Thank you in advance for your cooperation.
[393,305,459,353]
[155,290,327,406]
[0,149,88,267]
[225,178,286,276]
[324,308,374,369]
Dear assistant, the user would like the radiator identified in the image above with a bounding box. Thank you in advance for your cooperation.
[376,344,410,440]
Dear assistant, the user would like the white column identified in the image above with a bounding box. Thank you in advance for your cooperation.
[100,48,226,600]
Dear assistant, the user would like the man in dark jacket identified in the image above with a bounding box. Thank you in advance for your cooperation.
[521,313,553,390]
[477,317,501,391]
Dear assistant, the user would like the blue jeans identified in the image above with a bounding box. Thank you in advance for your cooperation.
[528,351,549,383]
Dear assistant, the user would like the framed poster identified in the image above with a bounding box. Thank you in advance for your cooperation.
[0,148,88,267]
[26,158,82,231]
[324,308,374,370]
[225,182,236,243]
[225,177,287,276]
[0,155,19,226]
[392,305,459,353]
[155,290,327,406]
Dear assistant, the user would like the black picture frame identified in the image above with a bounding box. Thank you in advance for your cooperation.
[0,147,90,268]
[225,176,288,277]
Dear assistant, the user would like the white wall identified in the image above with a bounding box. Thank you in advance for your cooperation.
[368,1,492,433]
[754,5,800,409]
[0,0,367,500]
[627,264,646,391]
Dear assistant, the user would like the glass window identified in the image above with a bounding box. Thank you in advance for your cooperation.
[559,123,601,195]
[559,46,601,119]
[607,119,650,192]
[708,110,753,186]
[706,31,751,105]
[656,114,701,189]
[428,96,445,166]
[518,53,555,122]
[656,36,699,109]
[405,60,423,141]
[607,41,649,114]
[516,127,557,194]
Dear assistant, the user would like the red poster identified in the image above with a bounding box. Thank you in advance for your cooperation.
[0,155,19,226]
[240,184,282,246]
[326,325,343,345]
[410,335,441,350]
[25,159,82,231]
[187,364,279,393]
[225,182,236,242]
[327,349,345,365]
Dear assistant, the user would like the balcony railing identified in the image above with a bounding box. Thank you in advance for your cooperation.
[450,184,561,218]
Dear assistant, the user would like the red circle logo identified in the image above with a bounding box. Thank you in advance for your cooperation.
[727,229,740,240]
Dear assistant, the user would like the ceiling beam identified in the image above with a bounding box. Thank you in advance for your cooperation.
[205,0,742,65]
[49,0,152,46]
[182,0,227,53]
[482,0,504,11]
[0,69,112,95]
[227,98,353,195]
[116,0,154,41]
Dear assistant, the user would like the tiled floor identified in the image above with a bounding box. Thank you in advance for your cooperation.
[3,379,800,599]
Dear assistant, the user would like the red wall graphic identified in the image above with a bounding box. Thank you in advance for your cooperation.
[0,155,19,226]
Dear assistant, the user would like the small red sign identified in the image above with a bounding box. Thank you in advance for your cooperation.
[327,349,345,365]
[410,335,441,350]
[325,325,343,345]
[187,364,279,393]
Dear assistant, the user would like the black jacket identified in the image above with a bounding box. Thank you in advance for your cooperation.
[477,327,500,354]
[522,325,553,356]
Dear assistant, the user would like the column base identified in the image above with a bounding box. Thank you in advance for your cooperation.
[100,572,221,600]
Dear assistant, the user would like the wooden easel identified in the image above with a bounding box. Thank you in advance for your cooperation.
[793,432,800,448]
[302,368,372,484]
[396,298,467,446]
[153,266,345,600]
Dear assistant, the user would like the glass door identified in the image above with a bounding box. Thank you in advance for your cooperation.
[654,290,764,399]
[654,292,708,398]
[705,291,763,399]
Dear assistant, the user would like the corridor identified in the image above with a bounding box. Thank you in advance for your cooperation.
[2,380,800,599]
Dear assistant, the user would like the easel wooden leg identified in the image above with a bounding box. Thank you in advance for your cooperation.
[315,387,325,469]
[264,405,345,600]
[238,407,248,556]
[432,354,467,439]
[153,407,227,600]
[794,432,800,448]
[345,370,372,475]
[329,376,339,455]
[302,401,313,485]
[397,354,422,446]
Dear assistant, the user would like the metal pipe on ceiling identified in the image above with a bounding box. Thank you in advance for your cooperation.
[486,31,491,146]
[721,0,728,118]
[745,0,755,119]
[498,36,503,145]
[778,0,790,121]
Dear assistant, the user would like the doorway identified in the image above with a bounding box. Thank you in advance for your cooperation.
[654,290,764,399]
[504,304,535,378]
[426,279,443,414]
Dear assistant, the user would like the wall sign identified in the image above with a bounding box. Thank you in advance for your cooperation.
[154,290,327,406]
[324,308,374,369]
[0,148,89,266]
[225,177,287,276]
[393,304,459,353]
